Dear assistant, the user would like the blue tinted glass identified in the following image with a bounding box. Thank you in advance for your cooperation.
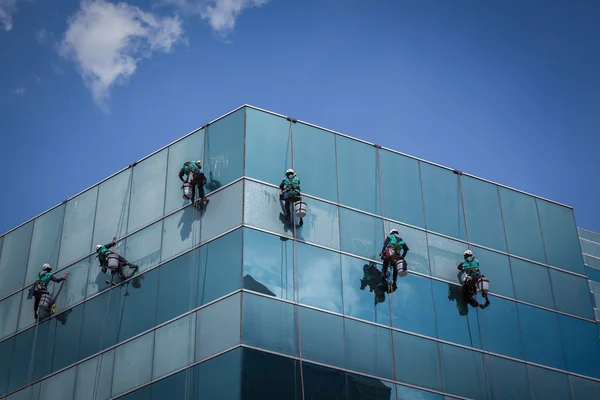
[25,205,65,286]
[300,307,344,368]
[195,349,241,400]
[302,362,345,400]
[160,206,200,262]
[427,233,465,283]
[431,279,481,348]
[294,198,340,250]
[153,314,195,379]
[93,169,132,248]
[195,294,241,361]
[517,302,565,369]
[420,163,465,240]
[344,319,393,379]
[462,177,507,252]
[510,257,555,309]
[197,228,242,305]
[244,180,294,239]
[55,256,90,312]
[499,188,546,263]
[528,365,571,400]
[39,363,76,400]
[127,149,168,234]
[59,188,98,268]
[245,108,291,184]
[549,268,594,319]
[78,290,121,359]
[164,129,205,214]
[379,149,424,229]
[74,350,114,400]
[391,273,436,337]
[291,123,337,202]
[537,199,585,274]
[8,324,48,391]
[242,293,298,356]
[123,220,162,274]
[112,332,154,396]
[341,254,390,324]
[296,243,342,313]
[47,306,83,373]
[0,337,14,396]
[383,220,430,275]
[119,386,151,400]
[396,384,442,400]
[485,355,530,399]
[156,252,197,325]
[118,269,159,342]
[0,292,21,339]
[339,208,383,260]
[393,331,442,391]
[439,344,487,399]
[479,297,523,359]
[336,136,381,215]
[16,286,35,332]
[0,222,33,298]
[150,369,186,399]
[200,179,243,243]
[581,239,600,258]
[243,228,294,301]
[204,109,244,194]
[346,373,396,400]
[471,246,514,297]
[6,384,40,400]
[570,375,600,400]
[241,348,302,400]
[558,314,600,378]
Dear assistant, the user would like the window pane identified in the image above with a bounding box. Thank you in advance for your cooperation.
[300,307,344,368]
[344,319,392,379]
[16,288,35,332]
[93,169,132,249]
[517,302,565,369]
[112,332,154,397]
[118,268,159,342]
[59,187,98,268]
[47,306,83,373]
[54,257,90,312]
[156,251,197,325]
[245,108,291,184]
[6,383,40,400]
[25,205,65,286]
[195,349,241,400]
[0,292,20,339]
[124,220,162,275]
[160,206,200,262]
[393,331,442,391]
[537,199,585,274]
[420,163,465,240]
[294,198,340,250]
[74,350,114,400]
[153,314,195,379]
[570,375,600,400]
[510,257,555,309]
[291,122,337,202]
[471,246,514,298]
[527,365,571,400]
[549,268,594,319]
[39,367,76,400]
[297,243,342,313]
[243,180,293,239]
[241,348,302,400]
[431,279,481,348]
[391,273,436,338]
[243,228,294,301]
[302,362,345,400]
[0,337,14,396]
[204,109,244,193]
[380,149,425,229]
[347,374,396,400]
[396,384,442,400]
[485,355,530,400]
[558,314,600,378]
[427,233,465,283]
[439,344,487,399]
[119,386,151,400]
[383,220,430,275]
[242,293,298,356]
[78,290,121,359]
[200,180,242,243]
[127,149,168,234]
[150,370,187,399]
[479,297,523,359]
[165,129,205,214]
[499,188,546,263]
[195,294,241,361]
[0,222,33,298]
[336,136,381,215]
[8,323,49,391]
[341,254,390,325]
[461,177,506,252]
[197,228,242,305]
[339,208,383,260]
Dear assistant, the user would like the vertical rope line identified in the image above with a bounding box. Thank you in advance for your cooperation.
[91,287,113,400]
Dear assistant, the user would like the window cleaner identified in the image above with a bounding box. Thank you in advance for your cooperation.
[378,229,409,293]
[179,160,209,210]
[33,264,68,320]
[279,168,305,226]
[96,239,138,286]
[457,250,490,309]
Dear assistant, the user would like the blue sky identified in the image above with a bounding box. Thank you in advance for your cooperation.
[1,0,599,236]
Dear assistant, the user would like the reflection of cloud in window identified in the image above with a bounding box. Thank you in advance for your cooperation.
[298,249,342,313]
[300,201,338,247]
[244,241,291,299]
[342,260,378,321]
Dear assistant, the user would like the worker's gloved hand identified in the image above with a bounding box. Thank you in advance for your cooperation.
[62,273,68,280]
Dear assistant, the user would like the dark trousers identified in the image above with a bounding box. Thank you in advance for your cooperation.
[189,174,206,204]
[381,258,399,284]
[33,290,49,318]
[284,195,301,219]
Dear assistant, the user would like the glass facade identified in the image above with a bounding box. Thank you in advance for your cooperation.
[0,105,599,399]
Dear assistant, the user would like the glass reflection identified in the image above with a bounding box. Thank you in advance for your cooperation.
[344,319,393,379]
[485,355,530,399]
[300,307,345,368]
[347,373,396,400]
[293,198,340,250]
[339,208,383,260]
[296,242,342,313]
[344,256,390,323]
[241,347,302,400]
[527,365,571,400]
[390,273,436,338]
[302,362,346,400]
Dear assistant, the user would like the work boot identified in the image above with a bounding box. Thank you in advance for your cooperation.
[388,282,397,294]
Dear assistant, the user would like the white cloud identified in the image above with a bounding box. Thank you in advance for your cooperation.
[13,87,26,95]
[164,0,270,34]
[59,0,183,107]
[0,0,17,31]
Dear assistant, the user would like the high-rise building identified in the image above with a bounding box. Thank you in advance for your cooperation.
[0,105,599,399]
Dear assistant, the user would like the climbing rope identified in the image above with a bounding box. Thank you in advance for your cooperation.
[91,287,114,400]
[184,199,199,400]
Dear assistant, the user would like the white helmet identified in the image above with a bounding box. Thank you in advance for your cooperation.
[390,229,399,236]
[464,249,473,257]
[286,168,294,175]
[42,263,52,271]
[96,245,102,252]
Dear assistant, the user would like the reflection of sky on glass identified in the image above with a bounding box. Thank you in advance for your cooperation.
[427,233,464,282]
[390,274,437,338]
[244,181,290,238]
[340,208,382,260]
[396,384,443,400]
[295,199,340,250]
[55,257,90,312]
[383,221,430,275]
[297,243,342,313]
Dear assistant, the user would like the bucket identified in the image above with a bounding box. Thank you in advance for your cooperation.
[477,277,490,294]
[39,293,53,312]
[395,259,408,278]
[182,182,193,200]
[107,253,120,271]
[294,201,307,218]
